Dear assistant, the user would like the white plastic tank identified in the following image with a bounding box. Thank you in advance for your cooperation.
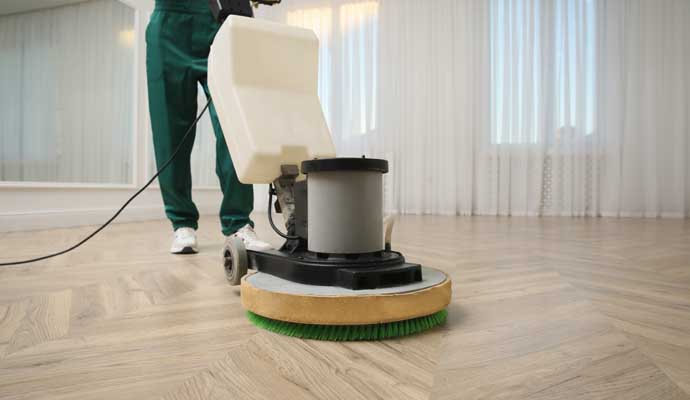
[208,16,336,184]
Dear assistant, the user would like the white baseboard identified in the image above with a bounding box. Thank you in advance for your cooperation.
[0,203,220,233]
[0,183,268,233]
[1,205,163,232]
[0,186,224,233]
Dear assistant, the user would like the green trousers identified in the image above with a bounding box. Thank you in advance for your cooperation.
[146,0,253,236]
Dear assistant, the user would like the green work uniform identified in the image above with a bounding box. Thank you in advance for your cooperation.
[146,0,253,236]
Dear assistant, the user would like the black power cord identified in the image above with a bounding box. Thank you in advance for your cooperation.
[0,99,212,267]
[267,183,300,240]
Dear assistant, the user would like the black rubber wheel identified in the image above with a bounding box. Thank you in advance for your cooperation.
[223,237,248,285]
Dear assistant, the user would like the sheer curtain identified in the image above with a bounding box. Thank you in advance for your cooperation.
[376,0,491,215]
[260,0,379,155]
[0,0,135,184]
[598,0,690,217]
[486,0,598,217]
[262,0,690,217]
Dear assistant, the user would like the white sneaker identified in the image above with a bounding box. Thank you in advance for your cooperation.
[170,227,199,254]
[228,224,272,251]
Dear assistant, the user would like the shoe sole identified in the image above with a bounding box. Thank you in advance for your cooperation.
[171,246,198,255]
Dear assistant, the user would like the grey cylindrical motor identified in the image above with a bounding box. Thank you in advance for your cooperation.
[302,158,388,254]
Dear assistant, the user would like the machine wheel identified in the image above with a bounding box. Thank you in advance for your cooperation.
[223,237,248,285]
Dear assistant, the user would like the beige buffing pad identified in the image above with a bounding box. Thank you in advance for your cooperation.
[241,267,452,325]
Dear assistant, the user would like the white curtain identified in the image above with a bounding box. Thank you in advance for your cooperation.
[376,0,491,215]
[0,0,135,184]
[260,0,379,153]
[484,0,599,217]
[598,0,690,217]
[262,0,690,217]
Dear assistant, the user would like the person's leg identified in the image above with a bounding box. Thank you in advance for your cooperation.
[200,80,254,236]
[146,10,200,231]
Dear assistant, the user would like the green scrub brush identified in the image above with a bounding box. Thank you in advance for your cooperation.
[246,309,448,341]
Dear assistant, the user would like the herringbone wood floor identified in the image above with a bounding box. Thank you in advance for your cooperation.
[1,215,689,399]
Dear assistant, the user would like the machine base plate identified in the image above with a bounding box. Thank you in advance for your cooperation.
[247,249,422,290]
[241,267,452,325]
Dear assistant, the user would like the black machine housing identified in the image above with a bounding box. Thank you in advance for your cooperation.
[243,159,423,290]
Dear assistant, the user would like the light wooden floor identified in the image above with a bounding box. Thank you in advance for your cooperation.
[1,214,689,399]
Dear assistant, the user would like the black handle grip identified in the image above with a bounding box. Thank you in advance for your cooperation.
[209,0,254,24]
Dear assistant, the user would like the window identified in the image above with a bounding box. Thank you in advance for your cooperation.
[490,0,596,145]
[0,0,135,183]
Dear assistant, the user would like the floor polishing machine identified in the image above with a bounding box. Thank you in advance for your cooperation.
[206,12,451,341]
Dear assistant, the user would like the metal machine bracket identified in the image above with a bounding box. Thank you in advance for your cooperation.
[271,165,308,253]
[272,165,298,233]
